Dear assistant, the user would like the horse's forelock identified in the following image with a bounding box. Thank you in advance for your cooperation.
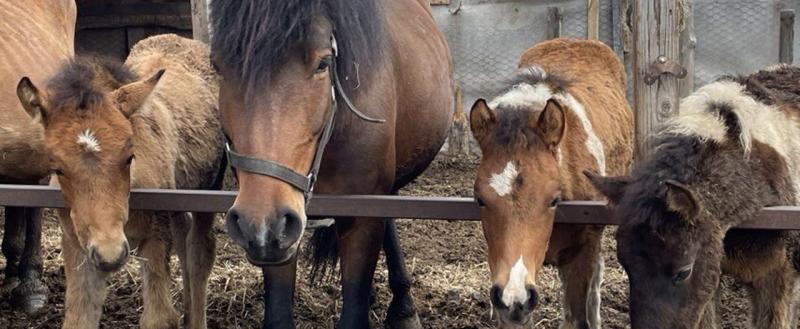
[209,0,384,96]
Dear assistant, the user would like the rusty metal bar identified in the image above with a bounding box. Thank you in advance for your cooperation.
[0,185,799,229]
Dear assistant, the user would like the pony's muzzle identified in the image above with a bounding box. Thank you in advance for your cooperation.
[225,206,304,265]
[490,284,539,326]
[89,240,129,272]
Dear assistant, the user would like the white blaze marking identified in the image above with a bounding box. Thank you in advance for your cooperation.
[489,83,552,110]
[76,129,101,153]
[553,93,606,175]
[489,162,518,197]
[502,256,530,307]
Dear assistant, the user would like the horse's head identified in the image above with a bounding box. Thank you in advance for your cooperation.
[469,96,566,326]
[587,173,719,329]
[210,0,385,265]
[16,59,163,272]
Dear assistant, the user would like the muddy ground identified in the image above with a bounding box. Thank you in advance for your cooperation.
[0,152,760,328]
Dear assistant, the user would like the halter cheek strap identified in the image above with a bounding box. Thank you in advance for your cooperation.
[225,35,384,203]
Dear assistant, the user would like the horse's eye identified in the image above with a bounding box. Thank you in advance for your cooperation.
[125,155,135,166]
[315,56,333,74]
[672,266,693,284]
[474,195,486,208]
[51,168,64,176]
[549,196,562,208]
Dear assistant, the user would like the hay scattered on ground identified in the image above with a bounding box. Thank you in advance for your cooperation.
[0,153,756,328]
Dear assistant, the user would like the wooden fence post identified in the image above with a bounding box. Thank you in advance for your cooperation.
[547,7,563,40]
[587,0,600,40]
[632,0,685,159]
[780,9,795,64]
[679,0,695,97]
[190,0,210,43]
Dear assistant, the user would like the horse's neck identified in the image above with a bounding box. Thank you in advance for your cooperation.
[694,147,792,229]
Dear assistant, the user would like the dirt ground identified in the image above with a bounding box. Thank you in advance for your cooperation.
[0,152,761,328]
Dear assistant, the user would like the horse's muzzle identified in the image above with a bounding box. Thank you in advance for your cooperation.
[225,206,304,266]
[490,284,539,327]
[89,241,129,272]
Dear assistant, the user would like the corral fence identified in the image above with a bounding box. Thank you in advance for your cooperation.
[3,0,800,231]
[2,185,800,230]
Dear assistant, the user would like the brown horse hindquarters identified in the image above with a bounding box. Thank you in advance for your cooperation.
[0,0,76,314]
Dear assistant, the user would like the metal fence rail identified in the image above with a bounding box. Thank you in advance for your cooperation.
[1,185,800,230]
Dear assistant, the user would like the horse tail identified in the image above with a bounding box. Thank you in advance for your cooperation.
[306,224,339,285]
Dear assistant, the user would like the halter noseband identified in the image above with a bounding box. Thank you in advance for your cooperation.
[225,35,384,203]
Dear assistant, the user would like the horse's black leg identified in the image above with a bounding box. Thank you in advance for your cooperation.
[262,257,297,329]
[337,217,384,329]
[383,219,422,329]
[11,207,47,314]
[2,207,25,292]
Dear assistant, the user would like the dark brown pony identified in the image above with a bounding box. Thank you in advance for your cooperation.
[209,0,453,328]
[588,64,800,329]
[470,39,633,328]
[0,0,76,314]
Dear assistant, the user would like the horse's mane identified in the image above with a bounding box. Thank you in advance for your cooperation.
[46,56,138,112]
[209,0,384,93]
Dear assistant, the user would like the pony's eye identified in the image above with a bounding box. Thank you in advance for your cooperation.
[125,155,135,166]
[549,196,562,208]
[672,266,693,284]
[474,194,486,208]
[315,56,333,74]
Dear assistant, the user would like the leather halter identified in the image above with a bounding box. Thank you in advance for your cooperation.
[225,36,384,203]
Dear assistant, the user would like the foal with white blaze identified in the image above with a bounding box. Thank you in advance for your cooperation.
[470,39,633,328]
[16,34,224,329]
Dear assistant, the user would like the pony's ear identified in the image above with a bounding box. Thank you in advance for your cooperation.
[112,69,165,118]
[664,180,700,222]
[535,98,566,150]
[584,170,632,205]
[17,77,48,124]
[470,99,495,142]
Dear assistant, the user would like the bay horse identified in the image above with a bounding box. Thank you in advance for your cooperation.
[0,0,76,314]
[209,0,453,328]
[587,64,800,329]
[16,34,224,329]
[469,39,633,328]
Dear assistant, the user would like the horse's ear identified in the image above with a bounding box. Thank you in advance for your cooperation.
[470,99,495,142]
[112,69,165,118]
[535,98,566,150]
[17,77,48,124]
[664,180,700,222]
[584,170,632,205]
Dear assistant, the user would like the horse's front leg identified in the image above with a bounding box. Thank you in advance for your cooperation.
[11,207,47,314]
[261,257,297,329]
[552,224,605,329]
[138,219,180,329]
[748,256,796,329]
[60,209,108,329]
[2,206,25,292]
[184,212,216,329]
[337,217,385,329]
[383,218,422,329]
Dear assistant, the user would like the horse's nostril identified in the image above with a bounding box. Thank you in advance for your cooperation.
[490,285,506,309]
[224,207,247,244]
[273,208,302,249]
[525,285,539,309]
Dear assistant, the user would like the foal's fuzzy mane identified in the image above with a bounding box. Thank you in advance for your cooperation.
[209,0,384,93]
[46,56,138,112]
[487,67,571,149]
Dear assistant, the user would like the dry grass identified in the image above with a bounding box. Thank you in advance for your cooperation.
[0,153,759,328]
